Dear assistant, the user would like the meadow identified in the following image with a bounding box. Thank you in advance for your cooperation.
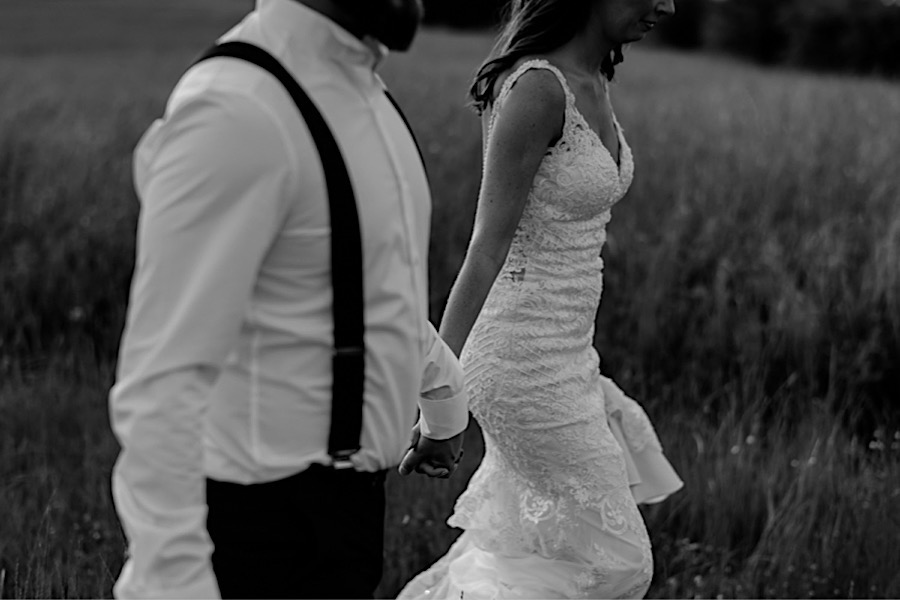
[1,1,899,598]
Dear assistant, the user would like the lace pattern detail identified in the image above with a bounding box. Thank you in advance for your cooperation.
[399,59,674,600]
[449,59,653,597]
[447,434,653,598]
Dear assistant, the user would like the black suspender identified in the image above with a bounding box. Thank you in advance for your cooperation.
[383,90,428,175]
[192,41,425,468]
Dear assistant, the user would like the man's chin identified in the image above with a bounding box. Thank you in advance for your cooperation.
[370,0,423,51]
[375,27,418,52]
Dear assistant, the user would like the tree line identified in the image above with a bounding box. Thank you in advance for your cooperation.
[422,0,900,78]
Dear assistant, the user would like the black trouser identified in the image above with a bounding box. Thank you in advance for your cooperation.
[206,464,387,599]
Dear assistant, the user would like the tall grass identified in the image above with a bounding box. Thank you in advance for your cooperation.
[1,2,899,598]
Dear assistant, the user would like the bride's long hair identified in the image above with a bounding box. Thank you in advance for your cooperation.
[469,0,624,114]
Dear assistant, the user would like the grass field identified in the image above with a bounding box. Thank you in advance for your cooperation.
[1,1,899,598]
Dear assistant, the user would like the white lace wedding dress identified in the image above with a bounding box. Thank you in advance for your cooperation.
[398,60,683,600]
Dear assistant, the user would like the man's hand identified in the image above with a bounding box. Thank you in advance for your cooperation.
[398,423,465,478]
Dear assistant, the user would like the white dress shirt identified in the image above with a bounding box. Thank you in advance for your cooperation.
[109,1,469,597]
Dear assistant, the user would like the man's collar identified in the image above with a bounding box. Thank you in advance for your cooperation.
[257,0,388,70]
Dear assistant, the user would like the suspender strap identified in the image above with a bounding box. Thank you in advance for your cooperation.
[384,90,428,175]
[193,41,365,466]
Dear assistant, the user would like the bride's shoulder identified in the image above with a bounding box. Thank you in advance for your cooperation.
[497,55,561,89]
[494,57,566,113]
[488,58,566,146]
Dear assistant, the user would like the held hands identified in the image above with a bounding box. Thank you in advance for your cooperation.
[398,422,465,479]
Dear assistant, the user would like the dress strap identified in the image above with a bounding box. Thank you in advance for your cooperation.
[489,58,575,135]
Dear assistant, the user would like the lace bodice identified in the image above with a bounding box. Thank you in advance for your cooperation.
[463,58,638,399]
[477,60,635,349]
[491,59,633,265]
[488,59,634,216]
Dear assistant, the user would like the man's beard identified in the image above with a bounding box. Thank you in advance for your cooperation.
[364,0,424,51]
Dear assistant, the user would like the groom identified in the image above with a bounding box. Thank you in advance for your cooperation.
[108,0,467,598]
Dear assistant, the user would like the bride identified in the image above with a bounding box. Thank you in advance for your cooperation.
[399,0,682,597]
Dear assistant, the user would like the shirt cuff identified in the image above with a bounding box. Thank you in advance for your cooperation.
[114,558,220,599]
[417,390,469,440]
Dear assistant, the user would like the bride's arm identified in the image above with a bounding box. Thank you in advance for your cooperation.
[439,68,565,356]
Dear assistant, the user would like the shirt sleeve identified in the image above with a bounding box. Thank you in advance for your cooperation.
[109,88,294,599]
[417,321,469,440]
